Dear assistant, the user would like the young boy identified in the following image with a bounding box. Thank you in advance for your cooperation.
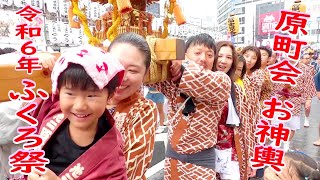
[28,45,127,179]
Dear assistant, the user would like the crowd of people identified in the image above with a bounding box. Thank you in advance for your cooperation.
[0,32,320,180]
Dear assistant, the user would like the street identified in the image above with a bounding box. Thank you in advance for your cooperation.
[146,96,320,180]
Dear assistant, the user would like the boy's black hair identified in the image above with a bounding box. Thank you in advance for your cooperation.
[57,63,119,96]
[259,46,272,57]
[108,32,151,70]
[185,33,216,53]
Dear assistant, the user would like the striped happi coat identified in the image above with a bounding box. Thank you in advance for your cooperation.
[244,69,264,125]
[272,63,317,116]
[216,83,254,180]
[110,92,158,180]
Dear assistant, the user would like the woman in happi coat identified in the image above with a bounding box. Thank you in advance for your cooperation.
[234,55,247,95]
[299,52,316,127]
[107,33,158,180]
[213,41,255,180]
[149,33,231,179]
[241,46,264,125]
[240,46,265,178]
[271,59,317,151]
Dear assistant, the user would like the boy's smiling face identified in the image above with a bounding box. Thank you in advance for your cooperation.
[59,85,109,130]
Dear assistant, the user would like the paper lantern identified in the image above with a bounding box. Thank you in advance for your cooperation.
[291,0,306,13]
[227,13,239,36]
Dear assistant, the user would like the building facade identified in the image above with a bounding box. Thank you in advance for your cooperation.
[233,0,283,46]
[217,0,289,46]
[284,0,320,44]
[217,0,233,37]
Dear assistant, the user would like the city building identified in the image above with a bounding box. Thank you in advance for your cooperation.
[284,0,320,44]
[217,0,290,46]
[152,0,223,40]
[232,0,284,46]
[217,0,233,38]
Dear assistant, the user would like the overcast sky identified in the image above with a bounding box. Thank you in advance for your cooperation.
[179,0,217,18]
[159,0,217,18]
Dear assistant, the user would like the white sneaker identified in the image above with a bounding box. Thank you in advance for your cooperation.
[283,142,290,152]
[304,118,310,127]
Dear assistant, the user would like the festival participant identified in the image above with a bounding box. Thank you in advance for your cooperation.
[300,52,316,127]
[267,52,278,66]
[241,46,263,125]
[272,59,317,152]
[213,41,255,180]
[150,33,231,179]
[106,33,158,180]
[241,46,265,178]
[258,46,273,109]
[234,55,246,94]
[38,33,158,180]
[28,45,128,179]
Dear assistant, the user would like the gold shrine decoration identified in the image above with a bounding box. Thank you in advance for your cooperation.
[227,13,240,36]
[67,0,185,42]
[107,0,122,41]
[291,0,306,13]
[70,0,101,45]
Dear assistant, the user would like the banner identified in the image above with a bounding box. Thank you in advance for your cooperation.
[258,11,280,36]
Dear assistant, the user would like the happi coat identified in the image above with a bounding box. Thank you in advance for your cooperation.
[260,69,273,109]
[216,83,254,180]
[30,97,128,180]
[150,60,231,179]
[243,69,264,125]
[272,63,317,116]
[108,92,158,180]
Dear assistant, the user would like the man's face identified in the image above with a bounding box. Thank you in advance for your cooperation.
[301,54,311,64]
[185,44,215,70]
[260,49,270,69]
[268,53,277,66]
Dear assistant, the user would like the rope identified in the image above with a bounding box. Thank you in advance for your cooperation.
[107,0,121,41]
[146,36,159,83]
[146,36,170,83]
[71,0,101,46]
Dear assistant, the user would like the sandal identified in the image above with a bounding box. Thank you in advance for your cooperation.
[313,139,320,146]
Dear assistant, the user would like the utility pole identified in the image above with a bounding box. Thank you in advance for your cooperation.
[253,15,255,45]
[317,17,320,43]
